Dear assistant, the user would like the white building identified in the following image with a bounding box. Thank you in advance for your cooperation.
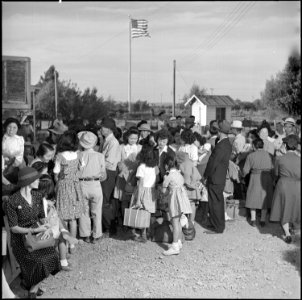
[184,94,235,126]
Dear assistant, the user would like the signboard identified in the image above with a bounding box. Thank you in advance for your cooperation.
[2,56,31,110]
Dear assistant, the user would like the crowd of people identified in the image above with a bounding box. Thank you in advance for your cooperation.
[2,113,301,298]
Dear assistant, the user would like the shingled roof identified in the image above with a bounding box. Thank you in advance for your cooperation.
[185,94,235,107]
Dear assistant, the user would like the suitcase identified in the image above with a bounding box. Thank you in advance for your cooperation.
[123,207,151,229]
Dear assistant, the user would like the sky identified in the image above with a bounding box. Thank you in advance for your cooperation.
[2,1,300,105]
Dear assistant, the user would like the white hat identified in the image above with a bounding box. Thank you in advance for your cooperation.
[284,117,295,126]
[169,117,176,121]
[231,120,243,129]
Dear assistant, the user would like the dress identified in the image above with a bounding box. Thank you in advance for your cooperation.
[5,190,61,289]
[270,152,301,224]
[134,163,157,213]
[162,169,192,218]
[54,152,85,220]
[243,149,274,209]
[114,144,141,201]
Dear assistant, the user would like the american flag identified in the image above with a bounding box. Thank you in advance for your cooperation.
[131,19,150,38]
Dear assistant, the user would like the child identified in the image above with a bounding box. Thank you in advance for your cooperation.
[162,155,192,256]
[175,151,201,225]
[131,144,159,243]
[178,129,199,166]
[114,128,142,228]
[53,130,85,254]
[36,174,81,271]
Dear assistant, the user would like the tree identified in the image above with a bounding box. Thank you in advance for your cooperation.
[182,83,207,103]
[261,49,301,116]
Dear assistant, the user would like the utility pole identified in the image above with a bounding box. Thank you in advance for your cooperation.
[173,60,176,117]
[54,68,58,119]
[210,88,214,95]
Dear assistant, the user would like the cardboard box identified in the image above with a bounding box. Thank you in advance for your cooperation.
[123,208,151,228]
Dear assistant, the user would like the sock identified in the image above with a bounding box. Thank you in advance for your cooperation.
[60,259,68,267]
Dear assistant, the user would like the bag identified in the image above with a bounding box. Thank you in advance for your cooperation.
[123,207,151,229]
[24,231,55,252]
[150,220,173,243]
[182,219,196,241]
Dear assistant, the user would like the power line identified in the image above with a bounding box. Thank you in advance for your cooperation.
[179,1,248,65]
[206,1,256,50]
[179,1,256,67]
[180,2,242,60]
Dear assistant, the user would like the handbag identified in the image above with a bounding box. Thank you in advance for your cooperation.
[123,207,151,229]
[24,231,55,252]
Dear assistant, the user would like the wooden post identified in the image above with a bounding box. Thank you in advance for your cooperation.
[173,60,176,117]
[54,68,58,119]
[128,16,132,114]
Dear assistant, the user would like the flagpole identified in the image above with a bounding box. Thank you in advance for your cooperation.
[128,15,132,114]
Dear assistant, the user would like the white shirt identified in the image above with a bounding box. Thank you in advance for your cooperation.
[136,163,157,188]
[178,144,198,162]
[232,133,246,156]
[198,143,211,162]
[53,151,79,174]
[2,134,24,167]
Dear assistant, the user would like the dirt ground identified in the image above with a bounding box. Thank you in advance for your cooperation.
[10,208,300,299]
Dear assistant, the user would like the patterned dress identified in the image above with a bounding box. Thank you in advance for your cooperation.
[55,153,85,220]
[270,151,301,224]
[162,169,192,218]
[6,190,61,289]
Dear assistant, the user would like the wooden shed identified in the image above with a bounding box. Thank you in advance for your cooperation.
[184,94,235,126]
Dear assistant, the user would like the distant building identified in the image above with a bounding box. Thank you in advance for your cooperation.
[184,95,235,126]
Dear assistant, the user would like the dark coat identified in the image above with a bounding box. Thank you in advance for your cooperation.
[204,137,232,185]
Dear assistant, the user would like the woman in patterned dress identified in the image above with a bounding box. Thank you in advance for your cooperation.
[5,167,61,297]
[53,130,85,254]
[270,134,301,244]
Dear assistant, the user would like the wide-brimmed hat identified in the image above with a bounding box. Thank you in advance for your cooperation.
[101,118,116,132]
[77,131,98,149]
[284,117,296,126]
[17,167,42,187]
[218,120,231,134]
[48,120,68,135]
[231,120,243,129]
[138,123,151,131]
[282,134,299,148]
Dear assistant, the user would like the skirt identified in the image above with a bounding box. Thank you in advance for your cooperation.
[168,187,192,218]
[131,187,157,213]
[270,177,300,224]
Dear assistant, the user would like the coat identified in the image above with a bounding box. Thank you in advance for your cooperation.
[204,137,232,185]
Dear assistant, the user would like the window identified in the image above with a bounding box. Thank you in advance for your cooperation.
[216,107,226,121]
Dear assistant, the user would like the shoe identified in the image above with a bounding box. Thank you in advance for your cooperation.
[285,236,292,244]
[61,265,73,271]
[83,237,91,243]
[204,230,223,234]
[91,237,101,244]
[260,221,266,227]
[249,220,256,227]
[133,236,147,243]
[37,288,44,296]
[163,244,180,256]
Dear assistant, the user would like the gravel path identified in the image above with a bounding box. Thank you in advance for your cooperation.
[11,209,300,298]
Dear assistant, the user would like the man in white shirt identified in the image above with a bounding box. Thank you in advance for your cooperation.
[230,120,246,163]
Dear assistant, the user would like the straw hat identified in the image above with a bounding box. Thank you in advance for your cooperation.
[231,120,243,129]
[17,167,42,187]
[77,131,98,149]
[138,123,151,131]
[284,117,296,126]
[48,120,68,135]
